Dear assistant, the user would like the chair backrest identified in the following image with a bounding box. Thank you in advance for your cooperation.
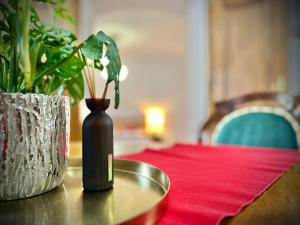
[199,92,300,150]
[211,106,300,150]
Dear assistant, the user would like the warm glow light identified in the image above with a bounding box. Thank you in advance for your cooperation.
[119,65,129,81]
[144,106,166,139]
[101,68,108,80]
[101,64,128,81]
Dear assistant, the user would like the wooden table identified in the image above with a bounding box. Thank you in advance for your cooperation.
[222,163,300,225]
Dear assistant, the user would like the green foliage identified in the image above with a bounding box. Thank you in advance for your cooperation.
[53,6,75,27]
[80,31,121,108]
[0,0,122,108]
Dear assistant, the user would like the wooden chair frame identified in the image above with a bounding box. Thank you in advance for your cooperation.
[199,92,300,143]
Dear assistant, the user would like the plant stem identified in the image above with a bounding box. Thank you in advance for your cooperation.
[7,47,14,91]
[102,82,108,99]
[33,44,83,83]
[86,63,94,98]
[22,0,32,91]
[84,67,93,98]
[90,63,96,98]
[12,40,19,92]
[77,50,94,98]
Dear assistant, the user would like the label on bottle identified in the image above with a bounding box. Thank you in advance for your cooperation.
[108,154,112,181]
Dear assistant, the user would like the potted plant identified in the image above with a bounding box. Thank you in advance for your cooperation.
[0,0,121,200]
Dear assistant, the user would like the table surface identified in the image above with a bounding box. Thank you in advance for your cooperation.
[221,162,300,225]
[59,143,300,225]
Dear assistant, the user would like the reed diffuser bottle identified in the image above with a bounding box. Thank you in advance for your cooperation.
[82,98,114,191]
[77,32,122,191]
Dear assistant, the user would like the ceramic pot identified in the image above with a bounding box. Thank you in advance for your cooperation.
[0,93,70,200]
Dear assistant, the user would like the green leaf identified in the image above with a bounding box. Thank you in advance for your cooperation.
[95,31,121,108]
[34,43,82,83]
[96,31,117,48]
[30,6,44,30]
[43,27,76,47]
[94,59,104,70]
[36,45,84,81]
[81,34,103,60]
[30,37,43,76]
[47,75,63,94]
[114,82,120,109]
[0,20,9,33]
[65,73,84,104]
[0,52,9,63]
[0,82,7,92]
[54,6,75,27]
[106,50,121,82]
[0,1,15,14]
[56,55,85,78]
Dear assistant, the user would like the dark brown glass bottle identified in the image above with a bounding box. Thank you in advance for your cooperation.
[82,98,114,191]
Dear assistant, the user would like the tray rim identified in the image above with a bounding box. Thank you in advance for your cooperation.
[68,157,170,225]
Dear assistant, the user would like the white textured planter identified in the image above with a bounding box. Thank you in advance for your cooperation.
[0,93,70,200]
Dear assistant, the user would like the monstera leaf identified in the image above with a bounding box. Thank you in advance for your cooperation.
[81,31,121,109]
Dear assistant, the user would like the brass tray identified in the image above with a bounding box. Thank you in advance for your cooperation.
[0,159,170,225]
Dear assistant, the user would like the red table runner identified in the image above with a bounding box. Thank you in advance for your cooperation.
[121,144,300,225]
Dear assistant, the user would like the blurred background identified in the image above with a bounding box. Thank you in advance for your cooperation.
[37,0,300,155]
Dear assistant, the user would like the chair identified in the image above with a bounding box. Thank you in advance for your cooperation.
[199,92,300,150]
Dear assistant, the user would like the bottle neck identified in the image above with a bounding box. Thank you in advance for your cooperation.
[85,98,110,112]
[90,109,106,114]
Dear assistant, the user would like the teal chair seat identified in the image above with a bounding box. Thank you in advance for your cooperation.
[212,106,300,150]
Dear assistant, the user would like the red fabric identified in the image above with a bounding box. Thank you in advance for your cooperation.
[120,143,300,225]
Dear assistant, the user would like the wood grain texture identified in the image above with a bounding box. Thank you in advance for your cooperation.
[221,162,300,225]
[209,0,289,102]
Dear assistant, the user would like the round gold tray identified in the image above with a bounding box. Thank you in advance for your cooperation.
[0,159,170,225]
